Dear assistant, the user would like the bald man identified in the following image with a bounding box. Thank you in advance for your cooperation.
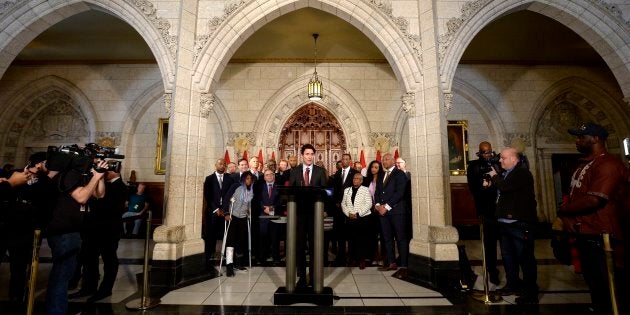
[487,147,538,304]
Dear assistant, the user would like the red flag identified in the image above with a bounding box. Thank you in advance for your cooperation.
[224,149,231,164]
[375,150,381,161]
[394,148,399,160]
[257,149,264,166]
[271,151,276,161]
[359,149,366,168]
[243,150,248,161]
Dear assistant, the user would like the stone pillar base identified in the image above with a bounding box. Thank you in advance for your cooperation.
[149,226,216,295]
[406,226,461,296]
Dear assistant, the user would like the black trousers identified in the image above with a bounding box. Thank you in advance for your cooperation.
[82,231,121,294]
[347,215,370,262]
[296,208,315,280]
[226,216,248,257]
[203,211,225,259]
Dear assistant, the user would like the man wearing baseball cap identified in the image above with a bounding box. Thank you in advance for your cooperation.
[558,122,626,314]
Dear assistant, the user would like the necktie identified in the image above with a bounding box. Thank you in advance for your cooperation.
[342,169,346,184]
[384,170,391,185]
[268,184,273,197]
[304,167,310,186]
[218,174,223,189]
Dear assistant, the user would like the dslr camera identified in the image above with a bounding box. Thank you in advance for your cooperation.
[477,151,500,181]
[47,143,125,174]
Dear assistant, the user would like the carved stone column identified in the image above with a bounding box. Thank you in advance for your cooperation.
[150,0,214,291]
[404,0,460,294]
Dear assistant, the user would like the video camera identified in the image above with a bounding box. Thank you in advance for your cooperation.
[47,143,125,174]
[476,151,500,180]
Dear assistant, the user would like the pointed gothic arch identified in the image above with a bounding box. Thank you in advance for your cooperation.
[0,0,175,89]
[193,0,422,94]
[440,0,630,98]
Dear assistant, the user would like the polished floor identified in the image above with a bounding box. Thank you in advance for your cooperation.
[0,238,596,314]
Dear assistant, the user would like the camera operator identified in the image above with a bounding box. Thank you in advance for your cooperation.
[466,141,501,286]
[70,169,127,303]
[45,149,107,315]
[0,152,54,307]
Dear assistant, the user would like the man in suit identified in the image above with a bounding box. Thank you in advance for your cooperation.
[248,156,264,264]
[260,169,282,264]
[203,158,234,269]
[231,158,249,183]
[332,153,358,266]
[289,143,327,286]
[375,153,409,279]
[395,158,414,257]
[488,147,538,304]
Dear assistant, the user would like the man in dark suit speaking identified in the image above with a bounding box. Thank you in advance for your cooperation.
[289,144,327,286]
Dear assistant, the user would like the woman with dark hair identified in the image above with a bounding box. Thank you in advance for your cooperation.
[223,171,254,277]
[363,160,385,265]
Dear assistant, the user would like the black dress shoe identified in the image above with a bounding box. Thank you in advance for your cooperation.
[296,277,307,287]
[86,291,112,303]
[68,290,96,299]
[496,287,522,296]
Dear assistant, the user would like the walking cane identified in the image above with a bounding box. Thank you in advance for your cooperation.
[26,229,41,315]
[471,217,502,303]
[218,198,235,275]
[602,233,619,315]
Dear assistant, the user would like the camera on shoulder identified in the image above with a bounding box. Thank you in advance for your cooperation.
[47,143,125,174]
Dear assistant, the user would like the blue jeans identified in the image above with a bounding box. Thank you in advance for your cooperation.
[499,222,538,297]
[46,232,81,315]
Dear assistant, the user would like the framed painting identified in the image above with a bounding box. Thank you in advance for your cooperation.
[155,118,168,175]
[447,120,468,175]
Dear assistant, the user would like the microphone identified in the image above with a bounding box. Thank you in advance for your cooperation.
[623,137,630,159]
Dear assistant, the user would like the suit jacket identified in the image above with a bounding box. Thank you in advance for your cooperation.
[260,181,282,212]
[333,167,358,204]
[491,165,537,223]
[341,186,372,218]
[203,172,234,213]
[289,164,327,187]
[375,167,408,215]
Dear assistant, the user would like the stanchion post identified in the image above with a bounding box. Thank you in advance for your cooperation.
[471,218,502,304]
[313,197,324,293]
[602,233,619,315]
[126,211,160,310]
[285,195,297,293]
[26,229,41,315]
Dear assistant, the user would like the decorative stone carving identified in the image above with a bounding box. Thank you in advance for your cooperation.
[536,92,618,147]
[0,0,18,16]
[588,0,630,30]
[22,91,88,142]
[164,93,172,116]
[369,132,397,153]
[200,93,214,118]
[401,92,416,116]
[437,0,492,63]
[366,0,422,62]
[153,225,185,243]
[227,132,255,153]
[428,226,459,244]
[503,133,531,149]
[194,0,252,64]
[443,92,453,116]
[96,132,122,148]
[130,0,178,58]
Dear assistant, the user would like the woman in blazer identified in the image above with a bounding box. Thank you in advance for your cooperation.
[342,173,373,269]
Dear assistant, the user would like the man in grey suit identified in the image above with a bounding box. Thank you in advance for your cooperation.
[289,143,327,286]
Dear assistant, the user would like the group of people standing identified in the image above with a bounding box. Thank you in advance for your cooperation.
[467,123,627,313]
[203,144,414,284]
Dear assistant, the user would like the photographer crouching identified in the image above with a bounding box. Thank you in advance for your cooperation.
[44,145,110,315]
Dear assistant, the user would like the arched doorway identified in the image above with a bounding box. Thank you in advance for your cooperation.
[278,103,346,174]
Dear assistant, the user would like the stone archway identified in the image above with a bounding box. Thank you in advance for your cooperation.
[278,103,346,174]
[439,0,630,98]
[0,0,175,89]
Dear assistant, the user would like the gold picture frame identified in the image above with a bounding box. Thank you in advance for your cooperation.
[447,120,468,176]
[155,118,168,175]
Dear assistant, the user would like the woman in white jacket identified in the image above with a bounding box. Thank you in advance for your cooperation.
[341,172,373,269]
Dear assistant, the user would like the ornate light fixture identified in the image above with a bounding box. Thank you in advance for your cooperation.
[308,33,322,101]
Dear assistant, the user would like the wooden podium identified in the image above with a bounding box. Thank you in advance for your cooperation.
[273,186,334,306]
